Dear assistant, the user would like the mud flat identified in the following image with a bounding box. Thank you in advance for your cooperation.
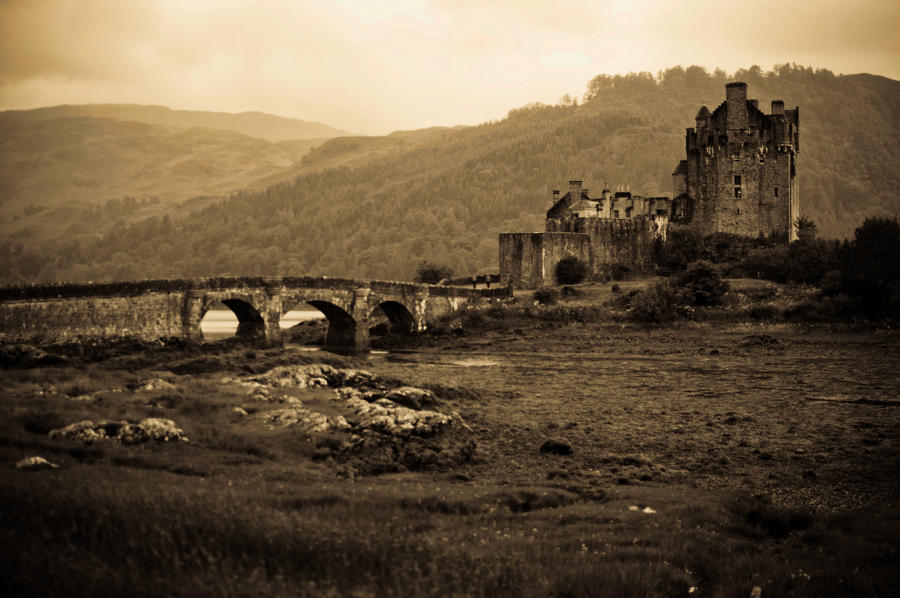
[1,319,898,597]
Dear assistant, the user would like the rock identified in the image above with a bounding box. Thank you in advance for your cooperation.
[384,386,438,410]
[540,439,573,455]
[49,420,107,444]
[250,364,336,388]
[135,378,176,392]
[344,396,454,436]
[257,408,350,433]
[138,418,188,442]
[116,423,149,445]
[233,407,249,417]
[16,456,59,471]
[50,418,187,444]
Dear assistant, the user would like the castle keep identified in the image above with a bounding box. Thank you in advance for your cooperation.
[499,82,799,289]
[672,82,799,240]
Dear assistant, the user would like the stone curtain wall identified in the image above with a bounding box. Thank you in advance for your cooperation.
[499,232,592,289]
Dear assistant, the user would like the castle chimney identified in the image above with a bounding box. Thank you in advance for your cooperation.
[771,100,784,115]
[749,99,758,110]
[725,82,749,130]
[583,189,589,198]
[568,180,583,200]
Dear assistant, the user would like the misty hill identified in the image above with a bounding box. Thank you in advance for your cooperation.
[0,104,350,142]
[0,115,331,242]
[3,65,899,284]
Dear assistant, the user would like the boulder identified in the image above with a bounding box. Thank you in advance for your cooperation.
[49,420,107,444]
[15,456,59,471]
[48,418,187,444]
[135,378,176,392]
[384,386,438,410]
[138,418,188,442]
[257,408,350,432]
[540,439,573,455]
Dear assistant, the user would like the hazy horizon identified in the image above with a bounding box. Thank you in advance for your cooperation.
[2,0,899,135]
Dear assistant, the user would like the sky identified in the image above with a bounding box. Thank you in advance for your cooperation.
[1,0,898,135]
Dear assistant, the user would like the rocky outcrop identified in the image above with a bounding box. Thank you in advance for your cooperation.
[15,456,59,471]
[257,407,350,432]
[337,388,454,436]
[49,418,188,444]
[248,364,382,390]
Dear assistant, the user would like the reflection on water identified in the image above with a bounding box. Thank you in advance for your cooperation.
[200,309,324,340]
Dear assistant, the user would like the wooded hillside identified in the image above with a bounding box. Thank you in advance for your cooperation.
[3,65,898,284]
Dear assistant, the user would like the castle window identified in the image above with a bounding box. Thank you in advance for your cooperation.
[733,175,742,185]
[613,210,620,219]
[734,187,742,198]
[774,187,779,197]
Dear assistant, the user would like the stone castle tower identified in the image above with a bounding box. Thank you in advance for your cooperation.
[672,82,799,240]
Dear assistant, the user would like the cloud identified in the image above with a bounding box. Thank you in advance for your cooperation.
[1,0,898,134]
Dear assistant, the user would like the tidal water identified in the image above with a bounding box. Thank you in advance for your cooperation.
[200,309,324,340]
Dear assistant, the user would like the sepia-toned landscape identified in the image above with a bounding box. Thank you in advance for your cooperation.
[2,1,899,596]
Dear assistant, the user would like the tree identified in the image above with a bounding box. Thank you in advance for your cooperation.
[414,262,453,284]
[674,260,728,306]
[795,216,818,242]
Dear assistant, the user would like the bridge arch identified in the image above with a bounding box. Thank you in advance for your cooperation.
[281,292,359,352]
[371,300,416,334]
[200,294,266,340]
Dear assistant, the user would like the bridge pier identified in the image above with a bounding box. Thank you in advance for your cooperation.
[348,286,371,354]
[263,287,283,346]
[182,290,205,343]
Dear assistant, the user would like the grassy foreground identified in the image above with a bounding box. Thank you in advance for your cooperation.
[1,292,898,596]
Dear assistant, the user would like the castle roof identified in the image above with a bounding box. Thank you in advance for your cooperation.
[695,106,710,120]
[570,199,598,211]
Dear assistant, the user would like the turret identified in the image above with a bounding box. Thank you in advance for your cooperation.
[771,100,784,115]
[695,105,710,129]
[726,82,748,130]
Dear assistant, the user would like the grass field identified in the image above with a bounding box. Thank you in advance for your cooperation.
[1,294,898,597]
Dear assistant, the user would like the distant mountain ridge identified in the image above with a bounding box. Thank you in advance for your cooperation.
[0,104,350,142]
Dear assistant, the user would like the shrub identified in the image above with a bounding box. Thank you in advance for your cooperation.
[629,280,677,323]
[532,288,559,305]
[608,263,630,281]
[674,260,728,306]
[414,262,453,284]
[554,256,588,285]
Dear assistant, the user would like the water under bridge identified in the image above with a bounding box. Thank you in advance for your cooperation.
[0,276,508,352]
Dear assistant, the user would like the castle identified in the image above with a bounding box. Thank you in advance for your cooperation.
[499,82,799,289]
[672,81,799,240]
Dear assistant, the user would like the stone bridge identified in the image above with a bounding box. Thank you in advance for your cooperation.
[0,276,508,352]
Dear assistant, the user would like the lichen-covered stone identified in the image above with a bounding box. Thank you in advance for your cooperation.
[138,418,187,442]
[16,456,59,471]
[258,408,350,432]
[49,420,107,444]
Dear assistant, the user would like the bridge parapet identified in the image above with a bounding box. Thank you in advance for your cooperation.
[0,277,508,352]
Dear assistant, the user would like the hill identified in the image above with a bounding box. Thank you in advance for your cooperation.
[3,65,898,284]
[0,104,349,142]
[0,103,352,242]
